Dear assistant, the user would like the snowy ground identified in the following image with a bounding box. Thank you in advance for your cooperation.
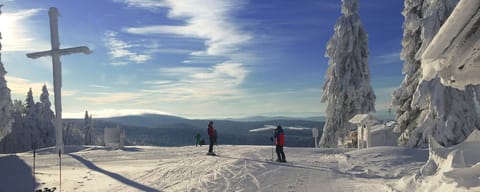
[0,144,474,192]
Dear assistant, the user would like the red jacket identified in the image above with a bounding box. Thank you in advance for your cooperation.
[208,124,216,138]
[275,129,284,145]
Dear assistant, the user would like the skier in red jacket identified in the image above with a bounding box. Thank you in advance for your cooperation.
[207,121,216,155]
[274,125,286,162]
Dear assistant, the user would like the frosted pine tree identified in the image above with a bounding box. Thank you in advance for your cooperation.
[393,0,479,147]
[84,110,94,145]
[319,0,376,148]
[391,0,423,142]
[24,88,38,149]
[0,4,14,142]
[35,85,55,147]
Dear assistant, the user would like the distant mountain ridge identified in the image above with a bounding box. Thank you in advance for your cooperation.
[99,113,189,128]
[222,116,325,122]
[95,114,325,128]
[65,113,325,147]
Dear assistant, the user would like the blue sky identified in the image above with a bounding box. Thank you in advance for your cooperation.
[1,0,404,119]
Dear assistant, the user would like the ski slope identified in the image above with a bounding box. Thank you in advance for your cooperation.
[0,145,438,192]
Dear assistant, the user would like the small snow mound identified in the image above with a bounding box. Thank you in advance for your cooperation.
[395,130,480,191]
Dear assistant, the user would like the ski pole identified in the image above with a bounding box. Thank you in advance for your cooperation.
[270,137,274,161]
[59,149,61,192]
[33,149,36,192]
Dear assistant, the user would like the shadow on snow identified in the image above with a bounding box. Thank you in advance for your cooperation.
[0,155,38,191]
[68,154,160,192]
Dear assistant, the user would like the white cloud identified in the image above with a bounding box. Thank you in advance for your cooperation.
[0,8,49,51]
[143,80,172,85]
[120,0,251,57]
[6,75,48,98]
[77,92,143,104]
[372,52,401,65]
[143,62,248,101]
[88,84,111,89]
[64,108,174,118]
[6,75,77,99]
[113,0,252,103]
[104,31,152,64]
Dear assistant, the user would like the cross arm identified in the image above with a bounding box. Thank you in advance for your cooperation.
[26,50,53,59]
[58,46,92,56]
[26,46,91,59]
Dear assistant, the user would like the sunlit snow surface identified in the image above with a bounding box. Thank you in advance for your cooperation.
[1,145,430,192]
[3,142,479,191]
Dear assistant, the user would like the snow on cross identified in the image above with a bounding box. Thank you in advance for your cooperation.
[26,7,91,154]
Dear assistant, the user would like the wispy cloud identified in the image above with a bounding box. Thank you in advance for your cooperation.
[64,108,174,118]
[143,62,248,101]
[77,92,143,104]
[103,31,152,65]
[119,0,251,57]
[6,76,48,98]
[6,75,77,98]
[113,0,253,102]
[88,84,111,89]
[0,8,48,51]
[371,52,401,65]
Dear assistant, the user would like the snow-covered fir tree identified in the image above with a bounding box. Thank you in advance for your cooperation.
[1,87,57,152]
[393,0,479,147]
[84,110,94,145]
[1,89,38,152]
[24,88,39,149]
[0,5,14,142]
[319,0,376,148]
[0,100,25,152]
[391,0,424,141]
[35,84,55,148]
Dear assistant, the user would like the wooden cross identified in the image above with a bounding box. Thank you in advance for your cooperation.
[26,7,91,154]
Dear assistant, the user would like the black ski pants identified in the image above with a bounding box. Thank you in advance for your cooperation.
[276,145,286,161]
[209,137,215,153]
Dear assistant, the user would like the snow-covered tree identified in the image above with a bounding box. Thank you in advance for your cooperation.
[391,0,424,140]
[393,0,479,147]
[1,86,57,152]
[25,88,34,113]
[84,110,94,145]
[35,85,55,148]
[0,5,14,142]
[319,0,376,148]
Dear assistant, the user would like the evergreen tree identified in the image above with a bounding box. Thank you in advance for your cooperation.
[25,88,35,113]
[84,110,94,145]
[0,100,25,152]
[36,85,55,148]
[0,4,14,142]
[393,0,479,147]
[319,0,376,148]
[391,0,424,142]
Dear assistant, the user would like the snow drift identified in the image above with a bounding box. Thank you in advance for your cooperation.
[395,129,480,191]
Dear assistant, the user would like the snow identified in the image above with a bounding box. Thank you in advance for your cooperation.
[421,0,480,89]
[1,145,433,192]
[394,129,480,192]
[1,137,479,191]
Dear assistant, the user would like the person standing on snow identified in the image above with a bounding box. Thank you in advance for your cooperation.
[274,125,286,162]
[195,132,201,147]
[207,121,216,155]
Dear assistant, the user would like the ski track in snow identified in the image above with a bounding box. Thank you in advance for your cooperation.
[3,145,429,192]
